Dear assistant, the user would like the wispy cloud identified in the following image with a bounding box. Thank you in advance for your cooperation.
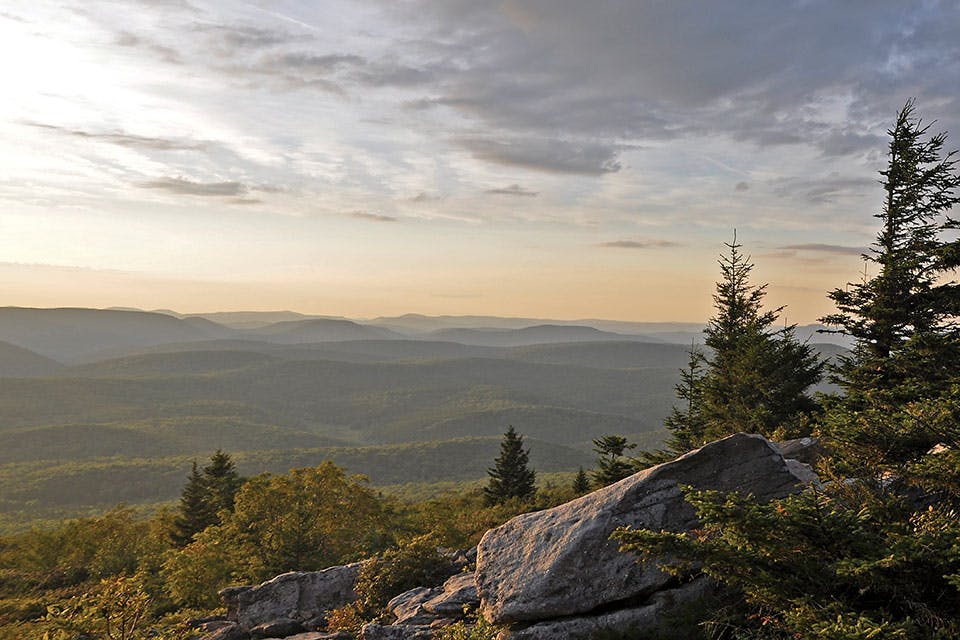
[485,184,538,197]
[597,239,679,249]
[458,137,622,175]
[773,175,875,204]
[115,31,182,64]
[779,243,866,256]
[350,211,397,222]
[139,177,247,196]
[24,121,206,151]
[410,192,443,203]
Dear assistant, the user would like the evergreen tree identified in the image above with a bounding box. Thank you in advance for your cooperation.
[699,234,823,440]
[640,236,823,466]
[202,449,242,516]
[170,450,242,547]
[571,467,590,495]
[590,435,637,487]
[616,100,960,640]
[483,426,536,505]
[823,98,960,409]
[170,462,210,547]
[637,347,707,467]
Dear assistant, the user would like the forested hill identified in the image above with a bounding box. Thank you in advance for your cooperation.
[0,308,844,531]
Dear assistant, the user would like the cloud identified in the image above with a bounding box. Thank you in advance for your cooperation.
[410,192,442,203]
[389,1,960,159]
[269,52,365,73]
[597,239,680,249]
[139,177,247,196]
[779,244,867,256]
[229,197,263,205]
[459,137,622,175]
[355,63,435,87]
[773,175,875,204]
[115,31,182,64]
[24,121,206,151]
[350,211,397,222]
[192,23,304,52]
[485,184,538,197]
[735,182,750,191]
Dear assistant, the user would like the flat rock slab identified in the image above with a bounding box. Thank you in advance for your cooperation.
[499,578,716,640]
[423,572,478,616]
[250,617,304,639]
[388,586,442,625]
[477,433,812,624]
[362,623,435,640]
[234,564,361,629]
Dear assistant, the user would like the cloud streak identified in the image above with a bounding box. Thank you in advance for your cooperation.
[459,137,622,175]
[485,184,538,197]
[597,239,680,249]
[24,122,207,151]
[138,177,247,196]
[779,244,867,256]
[350,211,397,222]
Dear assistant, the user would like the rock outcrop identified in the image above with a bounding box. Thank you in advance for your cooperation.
[201,433,817,640]
[476,433,813,625]
[210,563,361,639]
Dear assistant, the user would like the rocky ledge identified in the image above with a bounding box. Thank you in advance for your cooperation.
[198,433,817,640]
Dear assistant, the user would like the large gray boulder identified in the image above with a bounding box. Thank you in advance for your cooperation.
[476,433,813,624]
[225,563,361,630]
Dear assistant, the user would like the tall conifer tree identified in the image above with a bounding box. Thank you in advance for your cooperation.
[484,426,536,505]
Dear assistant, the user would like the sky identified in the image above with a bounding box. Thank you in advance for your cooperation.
[1,1,959,323]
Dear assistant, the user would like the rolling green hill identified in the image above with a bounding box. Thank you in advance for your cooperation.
[0,310,848,531]
[0,437,596,532]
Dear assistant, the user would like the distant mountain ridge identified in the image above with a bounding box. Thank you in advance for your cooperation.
[0,306,849,530]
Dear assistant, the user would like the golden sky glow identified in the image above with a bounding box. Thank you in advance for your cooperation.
[1,2,957,323]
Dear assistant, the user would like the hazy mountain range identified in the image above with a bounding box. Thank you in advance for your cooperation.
[0,307,847,531]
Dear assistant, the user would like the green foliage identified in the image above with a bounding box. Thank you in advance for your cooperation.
[41,574,151,640]
[615,484,960,639]
[433,608,501,640]
[224,461,389,580]
[483,426,536,505]
[354,534,458,617]
[590,435,637,487]
[160,525,235,609]
[0,436,594,534]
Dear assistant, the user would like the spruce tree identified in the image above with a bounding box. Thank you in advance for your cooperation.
[699,234,823,440]
[590,435,637,487]
[640,236,823,467]
[823,98,960,409]
[202,449,242,516]
[616,100,960,640]
[170,450,242,547]
[483,426,536,505]
[571,466,590,495]
[637,347,707,467]
[170,462,210,547]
